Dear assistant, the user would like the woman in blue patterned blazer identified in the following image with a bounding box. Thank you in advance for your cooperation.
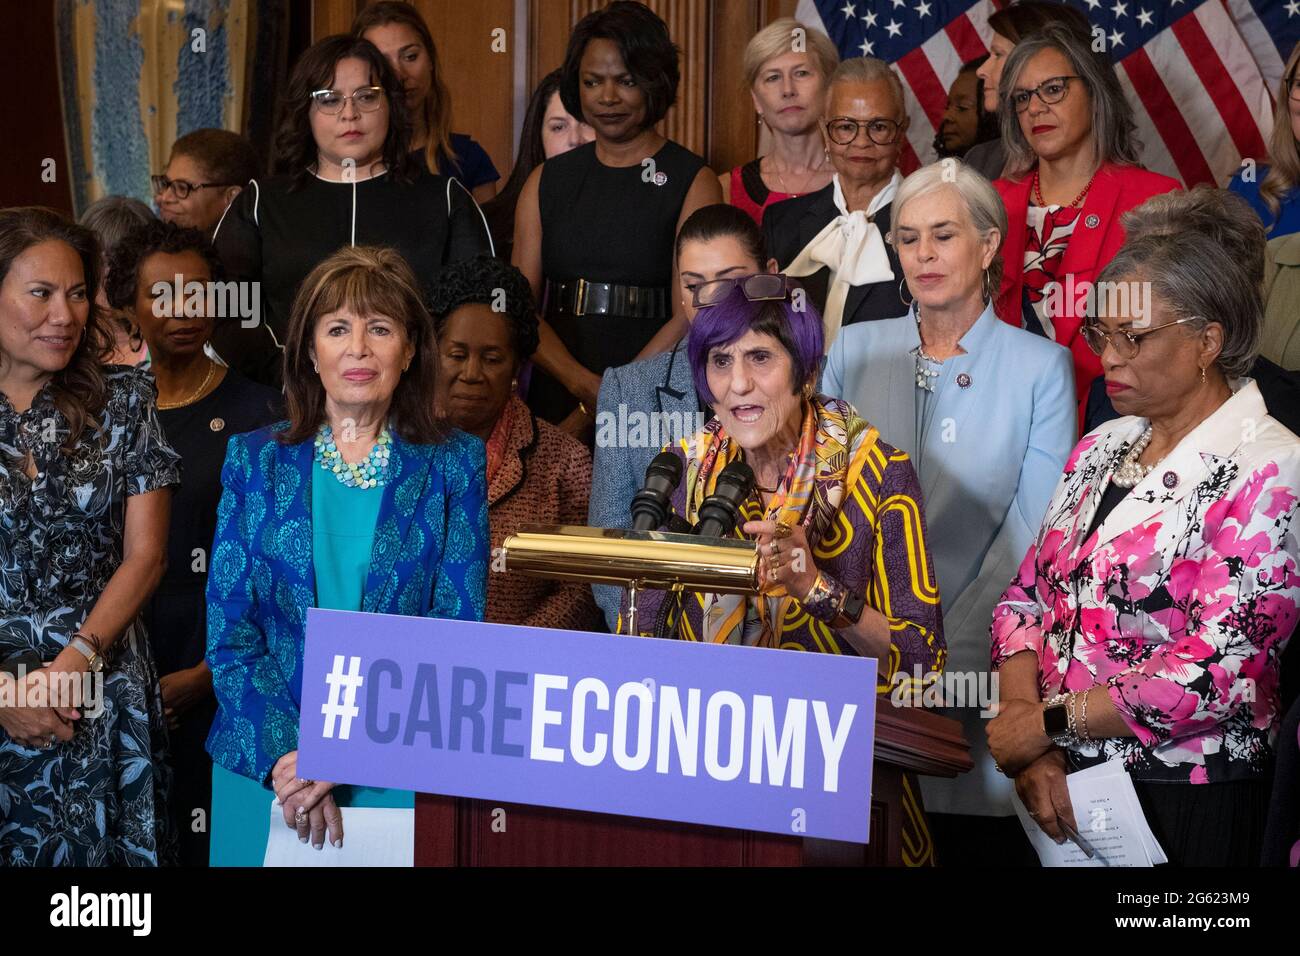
[205,246,489,866]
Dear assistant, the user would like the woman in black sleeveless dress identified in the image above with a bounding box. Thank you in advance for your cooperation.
[512,2,721,435]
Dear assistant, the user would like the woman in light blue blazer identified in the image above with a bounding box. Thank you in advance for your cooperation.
[822,161,1076,864]
[588,205,776,629]
[206,247,489,866]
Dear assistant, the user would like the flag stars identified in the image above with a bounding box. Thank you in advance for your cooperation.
[891,0,906,8]
[1288,0,1300,16]
[1112,1,1128,16]
[862,10,878,28]
[859,38,875,55]
[916,1,932,17]
[840,1,856,18]
[886,19,903,38]
[1110,29,1125,48]
[1137,8,1153,27]
[1084,0,1101,8]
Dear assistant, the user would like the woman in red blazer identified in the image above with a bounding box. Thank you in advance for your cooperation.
[991,24,1180,411]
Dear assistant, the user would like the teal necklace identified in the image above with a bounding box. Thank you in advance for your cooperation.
[314,424,392,489]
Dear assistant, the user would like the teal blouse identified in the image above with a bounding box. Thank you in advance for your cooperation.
[210,473,412,866]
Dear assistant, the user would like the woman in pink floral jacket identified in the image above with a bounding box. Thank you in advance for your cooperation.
[985,221,1300,866]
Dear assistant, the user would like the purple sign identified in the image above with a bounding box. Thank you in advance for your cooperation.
[298,609,877,842]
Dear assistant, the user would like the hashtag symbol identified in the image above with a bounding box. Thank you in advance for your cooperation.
[321,655,364,740]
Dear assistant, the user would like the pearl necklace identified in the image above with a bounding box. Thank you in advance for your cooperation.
[314,425,391,489]
[1111,427,1155,488]
[913,312,942,392]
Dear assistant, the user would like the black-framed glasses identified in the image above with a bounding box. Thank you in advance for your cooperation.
[691,273,796,309]
[309,86,386,114]
[1080,317,1201,358]
[824,116,903,146]
[1009,75,1080,113]
[151,175,237,199]
[1287,72,1300,101]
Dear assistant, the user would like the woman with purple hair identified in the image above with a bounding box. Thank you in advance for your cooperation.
[620,281,944,690]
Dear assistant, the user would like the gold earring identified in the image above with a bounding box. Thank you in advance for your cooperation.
[1199,365,1207,383]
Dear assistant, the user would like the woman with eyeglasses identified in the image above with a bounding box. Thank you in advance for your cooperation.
[762,57,911,348]
[990,24,1179,419]
[986,222,1300,867]
[211,34,492,388]
[822,160,1077,866]
[588,204,777,629]
[964,0,1092,181]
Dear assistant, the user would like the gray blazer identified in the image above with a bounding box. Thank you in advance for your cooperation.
[822,304,1077,815]
[588,340,705,630]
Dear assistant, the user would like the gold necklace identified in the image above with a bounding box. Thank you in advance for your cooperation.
[157,360,216,410]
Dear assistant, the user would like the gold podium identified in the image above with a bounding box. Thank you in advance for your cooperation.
[501,523,760,634]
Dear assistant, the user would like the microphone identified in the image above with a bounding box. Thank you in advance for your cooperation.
[629,452,683,532]
[694,459,755,540]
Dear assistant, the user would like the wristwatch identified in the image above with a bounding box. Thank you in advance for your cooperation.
[835,590,866,627]
[69,634,104,673]
[1042,696,1073,748]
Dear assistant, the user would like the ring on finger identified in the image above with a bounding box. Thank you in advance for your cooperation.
[773,522,793,540]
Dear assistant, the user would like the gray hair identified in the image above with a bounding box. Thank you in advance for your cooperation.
[1121,186,1266,289]
[78,195,155,260]
[1097,232,1260,379]
[825,57,907,120]
[892,159,1007,294]
[999,23,1141,177]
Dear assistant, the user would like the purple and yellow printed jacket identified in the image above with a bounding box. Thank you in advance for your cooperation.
[992,380,1300,783]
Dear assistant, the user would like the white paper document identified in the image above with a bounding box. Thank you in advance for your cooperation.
[1013,759,1167,867]
[263,800,414,867]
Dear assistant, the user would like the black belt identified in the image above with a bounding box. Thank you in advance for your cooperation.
[546,278,670,319]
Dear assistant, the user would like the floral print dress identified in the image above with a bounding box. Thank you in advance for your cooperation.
[0,367,181,865]
[992,380,1300,783]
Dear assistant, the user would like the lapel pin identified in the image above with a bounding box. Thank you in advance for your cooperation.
[1162,470,1178,488]
[1084,213,1100,229]
[653,171,668,186]
[957,373,972,388]
[210,418,225,432]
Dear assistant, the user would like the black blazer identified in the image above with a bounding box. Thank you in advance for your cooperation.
[762,181,908,328]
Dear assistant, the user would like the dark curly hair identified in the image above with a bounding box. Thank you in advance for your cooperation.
[559,1,679,131]
[271,35,414,186]
[429,254,538,361]
[0,207,113,449]
[104,220,224,310]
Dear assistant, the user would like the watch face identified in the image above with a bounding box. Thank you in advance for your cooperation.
[841,592,866,624]
[1043,704,1070,737]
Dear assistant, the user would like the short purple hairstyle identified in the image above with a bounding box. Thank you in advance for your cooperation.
[688,285,824,405]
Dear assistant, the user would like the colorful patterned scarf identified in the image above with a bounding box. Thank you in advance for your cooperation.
[681,396,878,646]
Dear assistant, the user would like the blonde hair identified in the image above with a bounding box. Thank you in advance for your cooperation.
[743,18,840,90]
[1261,43,1300,218]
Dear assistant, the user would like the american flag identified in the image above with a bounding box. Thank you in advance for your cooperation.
[796,0,1300,186]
